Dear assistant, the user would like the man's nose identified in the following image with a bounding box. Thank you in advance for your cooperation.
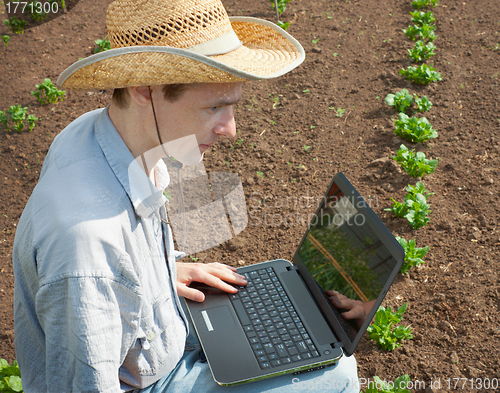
[214,107,236,138]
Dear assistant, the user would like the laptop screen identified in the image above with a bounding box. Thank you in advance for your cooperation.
[293,173,403,355]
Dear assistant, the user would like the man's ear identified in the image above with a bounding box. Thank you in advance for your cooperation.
[128,86,151,107]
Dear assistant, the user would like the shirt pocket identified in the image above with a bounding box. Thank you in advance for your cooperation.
[129,288,186,377]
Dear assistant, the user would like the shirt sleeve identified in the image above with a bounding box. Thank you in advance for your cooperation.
[35,274,141,393]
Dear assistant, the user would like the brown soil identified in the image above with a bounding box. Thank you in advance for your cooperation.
[1,0,499,391]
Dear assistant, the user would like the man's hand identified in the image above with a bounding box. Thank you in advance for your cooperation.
[326,290,376,328]
[176,262,247,302]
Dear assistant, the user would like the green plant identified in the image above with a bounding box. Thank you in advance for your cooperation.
[4,17,27,34]
[385,182,433,229]
[384,89,413,113]
[413,94,433,112]
[0,111,8,130]
[399,64,442,85]
[276,20,290,30]
[3,35,10,47]
[0,358,23,392]
[7,105,28,133]
[303,145,312,152]
[364,374,411,393]
[27,114,38,131]
[335,107,345,117]
[393,113,438,143]
[31,78,66,105]
[393,144,438,177]
[367,303,413,351]
[94,37,111,53]
[269,0,291,15]
[256,170,265,178]
[410,10,436,26]
[403,23,437,42]
[411,0,438,9]
[407,40,436,62]
[395,236,429,274]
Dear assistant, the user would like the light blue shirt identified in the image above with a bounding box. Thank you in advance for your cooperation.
[13,108,188,392]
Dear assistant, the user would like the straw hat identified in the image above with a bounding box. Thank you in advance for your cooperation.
[57,0,305,90]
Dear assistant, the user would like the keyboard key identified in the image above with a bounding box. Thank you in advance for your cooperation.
[288,346,299,356]
[276,344,288,357]
[271,359,282,367]
[263,343,276,354]
[291,355,302,362]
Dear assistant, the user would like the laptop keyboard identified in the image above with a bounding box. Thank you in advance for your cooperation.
[229,267,321,370]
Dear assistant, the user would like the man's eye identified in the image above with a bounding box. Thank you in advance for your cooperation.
[211,106,218,111]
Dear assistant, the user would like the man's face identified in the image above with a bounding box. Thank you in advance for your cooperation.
[150,82,242,163]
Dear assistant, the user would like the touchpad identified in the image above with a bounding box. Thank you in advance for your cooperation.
[201,305,236,332]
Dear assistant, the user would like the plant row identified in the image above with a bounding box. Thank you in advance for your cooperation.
[0,79,65,133]
[363,3,441,389]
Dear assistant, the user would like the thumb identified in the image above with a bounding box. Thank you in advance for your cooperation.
[177,284,205,302]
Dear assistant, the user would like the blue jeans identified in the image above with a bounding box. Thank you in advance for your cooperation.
[135,316,359,393]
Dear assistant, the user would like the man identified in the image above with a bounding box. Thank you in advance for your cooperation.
[13,0,359,391]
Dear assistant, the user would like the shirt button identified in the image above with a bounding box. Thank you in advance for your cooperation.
[146,331,156,341]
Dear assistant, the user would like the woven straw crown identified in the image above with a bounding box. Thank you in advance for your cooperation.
[108,0,231,49]
[57,0,305,90]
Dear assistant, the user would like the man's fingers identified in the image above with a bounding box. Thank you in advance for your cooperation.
[177,284,205,302]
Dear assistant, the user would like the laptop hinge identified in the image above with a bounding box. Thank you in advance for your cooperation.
[286,266,299,272]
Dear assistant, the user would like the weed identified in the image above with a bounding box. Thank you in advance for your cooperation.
[2,35,10,47]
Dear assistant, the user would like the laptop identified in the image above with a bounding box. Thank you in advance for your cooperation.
[184,172,405,386]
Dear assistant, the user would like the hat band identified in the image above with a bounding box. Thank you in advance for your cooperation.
[185,30,242,56]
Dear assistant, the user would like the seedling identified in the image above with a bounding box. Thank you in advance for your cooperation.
[0,358,23,393]
[363,374,411,393]
[2,35,10,47]
[385,182,433,229]
[335,108,345,117]
[27,114,38,131]
[269,94,280,108]
[7,105,28,133]
[0,111,8,130]
[407,40,436,62]
[410,10,436,26]
[411,0,438,9]
[276,20,290,30]
[31,78,66,105]
[94,37,111,53]
[384,89,413,113]
[403,23,436,42]
[312,38,320,44]
[413,94,432,112]
[399,64,442,85]
[393,144,438,177]
[3,17,26,34]
[269,0,291,15]
[303,145,312,152]
[393,113,438,143]
[367,303,413,351]
[395,236,429,274]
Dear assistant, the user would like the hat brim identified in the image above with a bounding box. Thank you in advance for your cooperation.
[57,17,305,90]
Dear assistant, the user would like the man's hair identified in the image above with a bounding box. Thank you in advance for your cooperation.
[112,84,188,109]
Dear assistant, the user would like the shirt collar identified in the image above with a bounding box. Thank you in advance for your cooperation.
[94,107,167,218]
